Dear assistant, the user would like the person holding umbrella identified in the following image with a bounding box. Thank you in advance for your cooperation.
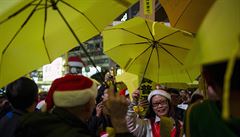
[126,89,182,137]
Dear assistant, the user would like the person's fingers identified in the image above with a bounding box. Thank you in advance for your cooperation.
[139,99,148,103]
[97,101,103,106]
[106,85,115,98]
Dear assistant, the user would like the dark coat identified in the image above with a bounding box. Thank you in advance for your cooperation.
[184,100,240,137]
[16,107,92,137]
[0,108,26,137]
[88,110,112,137]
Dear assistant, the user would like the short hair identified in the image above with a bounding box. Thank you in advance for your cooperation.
[6,77,38,110]
[202,59,240,92]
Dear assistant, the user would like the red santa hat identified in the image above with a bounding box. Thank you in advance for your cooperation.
[45,74,97,111]
[147,89,171,102]
[68,56,86,67]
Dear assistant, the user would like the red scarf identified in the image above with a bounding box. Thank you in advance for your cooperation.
[151,119,161,137]
[150,118,179,137]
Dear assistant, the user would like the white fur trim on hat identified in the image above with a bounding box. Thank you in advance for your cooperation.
[68,61,83,67]
[147,89,171,102]
[53,83,97,107]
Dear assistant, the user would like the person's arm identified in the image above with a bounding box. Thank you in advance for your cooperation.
[126,99,149,137]
[105,87,150,137]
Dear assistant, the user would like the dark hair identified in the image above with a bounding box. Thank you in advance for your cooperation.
[145,96,171,118]
[6,77,38,110]
[202,60,240,92]
[145,96,181,137]
[168,88,180,95]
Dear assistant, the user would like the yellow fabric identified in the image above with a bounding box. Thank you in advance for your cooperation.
[185,0,240,120]
[133,105,144,113]
[185,101,198,137]
[103,17,199,83]
[223,44,240,120]
[116,72,140,96]
[106,127,115,137]
[159,0,215,33]
[0,0,137,87]
[185,0,240,66]
[160,116,174,137]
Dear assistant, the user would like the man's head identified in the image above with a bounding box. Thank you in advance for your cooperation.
[202,60,240,99]
[45,74,97,119]
[167,88,182,106]
[6,77,38,111]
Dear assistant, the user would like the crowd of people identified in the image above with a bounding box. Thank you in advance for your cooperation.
[0,59,239,137]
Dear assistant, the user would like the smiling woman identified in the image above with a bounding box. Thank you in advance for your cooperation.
[126,89,182,137]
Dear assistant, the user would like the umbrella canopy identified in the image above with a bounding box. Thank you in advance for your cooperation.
[185,0,240,66]
[185,0,240,120]
[116,72,140,95]
[159,0,215,33]
[103,17,199,83]
[0,0,137,87]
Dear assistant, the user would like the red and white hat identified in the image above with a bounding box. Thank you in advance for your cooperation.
[147,89,171,102]
[45,74,97,111]
[68,56,86,67]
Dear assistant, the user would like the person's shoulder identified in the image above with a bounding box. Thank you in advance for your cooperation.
[19,111,57,129]
[187,100,211,112]
[0,110,21,124]
[16,112,72,137]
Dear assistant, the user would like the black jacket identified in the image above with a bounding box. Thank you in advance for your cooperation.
[16,107,92,137]
[0,108,26,137]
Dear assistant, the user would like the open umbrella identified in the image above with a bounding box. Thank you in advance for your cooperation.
[159,0,215,33]
[0,0,137,87]
[103,17,199,84]
[185,0,240,120]
[116,72,140,95]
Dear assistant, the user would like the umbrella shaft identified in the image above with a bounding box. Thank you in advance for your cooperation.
[54,5,104,82]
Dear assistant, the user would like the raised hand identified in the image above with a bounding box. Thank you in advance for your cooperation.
[104,86,129,133]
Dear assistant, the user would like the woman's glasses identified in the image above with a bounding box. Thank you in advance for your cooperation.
[152,100,168,108]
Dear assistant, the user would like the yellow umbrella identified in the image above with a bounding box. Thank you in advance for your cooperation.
[159,0,215,33]
[0,0,137,87]
[103,17,199,84]
[116,72,140,95]
[185,0,240,66]
[185,0,240,120]
[116,72,158,100]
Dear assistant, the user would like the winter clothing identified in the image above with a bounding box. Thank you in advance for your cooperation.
[0,100,12,119]
[126,101,177,137]
[45,74,97,111]
[148,90,171,102]
[16,107,92,137]
[185,100,240,137]
[0,108,27,137]
[68,56,85,67]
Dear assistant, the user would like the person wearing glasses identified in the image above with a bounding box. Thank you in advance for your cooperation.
[126,89,182,137]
